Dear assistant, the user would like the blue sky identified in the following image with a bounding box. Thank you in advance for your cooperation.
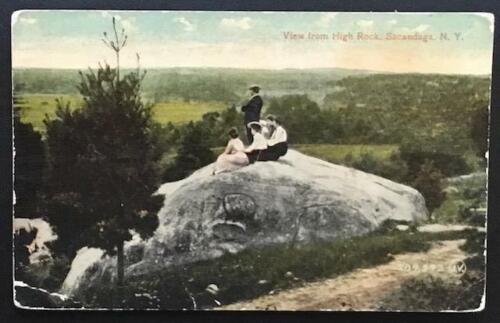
[12,11,494,74]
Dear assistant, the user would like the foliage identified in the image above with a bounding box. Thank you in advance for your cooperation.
[162,121,215,182]
[433,173,487,224]
[13,87,47,218]
[470,101,489,158]
[411,161,446,213]
[266,94,343,144]
[324,74,490,150]
[159,105,243,181]
[342,152,409,184]
[43,64,162,280]
[20,254,71,292]
[399,135,472,180]
[13,67,362,103]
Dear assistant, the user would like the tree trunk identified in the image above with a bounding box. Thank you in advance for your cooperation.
[117,240,124,286]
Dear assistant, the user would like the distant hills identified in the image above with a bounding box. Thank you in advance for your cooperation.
[13,67,381,103]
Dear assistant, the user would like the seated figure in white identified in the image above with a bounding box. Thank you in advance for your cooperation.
[213,127,249,174]
[260,115,288,161]
[244,122,268,164]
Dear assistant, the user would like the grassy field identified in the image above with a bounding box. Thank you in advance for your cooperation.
[151,100,226,125]
[16,94,84,132]
[17,94,228,132]
[292,144,399,164]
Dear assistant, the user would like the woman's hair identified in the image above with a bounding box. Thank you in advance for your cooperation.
[266,114,280,124]
[249,123,262,132]
[228,127,239,139]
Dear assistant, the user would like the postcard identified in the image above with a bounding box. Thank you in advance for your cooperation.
[12,10,492,311]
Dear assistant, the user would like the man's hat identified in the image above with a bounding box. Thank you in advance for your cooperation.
[249,84,260,91]
[247,121,262,130]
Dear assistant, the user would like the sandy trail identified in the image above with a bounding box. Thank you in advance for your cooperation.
[219,238,468,311]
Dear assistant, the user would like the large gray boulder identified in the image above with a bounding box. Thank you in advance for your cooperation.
[62,150,427,296]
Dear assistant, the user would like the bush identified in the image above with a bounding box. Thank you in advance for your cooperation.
[432,173,486,224]
[412,160,446,214]
[399,138,472,180]
[21,255,71,292]
[162,121,215,181]
[345,151,408,184]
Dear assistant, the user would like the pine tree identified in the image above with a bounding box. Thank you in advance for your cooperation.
[44,18,161,287]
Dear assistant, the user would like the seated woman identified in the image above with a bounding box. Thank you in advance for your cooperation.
[261,115,288,161]
[244,122,268,163]
[213,127,249,174]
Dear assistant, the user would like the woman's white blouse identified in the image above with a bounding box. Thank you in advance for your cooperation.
[267,126,288,146]
[247,133,268,151]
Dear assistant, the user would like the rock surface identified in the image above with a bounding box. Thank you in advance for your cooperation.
[14,281,81,309]
[63,150,428,296]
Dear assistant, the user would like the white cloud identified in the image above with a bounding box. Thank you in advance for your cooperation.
[220,17,253,30]
[174,17,195,32]
[357,20,374,28]
[387,19,397,25]
[397,24,431,33]
[414,24,430,32]
[19,17,37,25]
[316,13,337,27]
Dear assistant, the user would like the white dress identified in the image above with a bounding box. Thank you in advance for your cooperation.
[214,138,249,174]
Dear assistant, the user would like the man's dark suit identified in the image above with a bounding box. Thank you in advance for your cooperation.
[241,95,263,143]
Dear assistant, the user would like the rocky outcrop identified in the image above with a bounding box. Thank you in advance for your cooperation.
[14,281,81,309]
[62,150,428,296]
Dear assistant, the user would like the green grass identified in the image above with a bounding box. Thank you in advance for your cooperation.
[151,100,226,125]
[80,226,475,309]
[16,94,83,133]
[292,144,399,164]
[17,94,228,132]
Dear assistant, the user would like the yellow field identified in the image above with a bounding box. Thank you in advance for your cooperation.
[16,94,84,132]
[151,100,226,125]
[16,94,228,132]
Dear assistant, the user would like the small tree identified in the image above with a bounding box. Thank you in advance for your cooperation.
[412,160,446,214]
[44,18,161,287]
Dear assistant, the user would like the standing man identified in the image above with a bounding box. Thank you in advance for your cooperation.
[241,85,263,144]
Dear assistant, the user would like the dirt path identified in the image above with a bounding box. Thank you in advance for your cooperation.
[220,238,468,311]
